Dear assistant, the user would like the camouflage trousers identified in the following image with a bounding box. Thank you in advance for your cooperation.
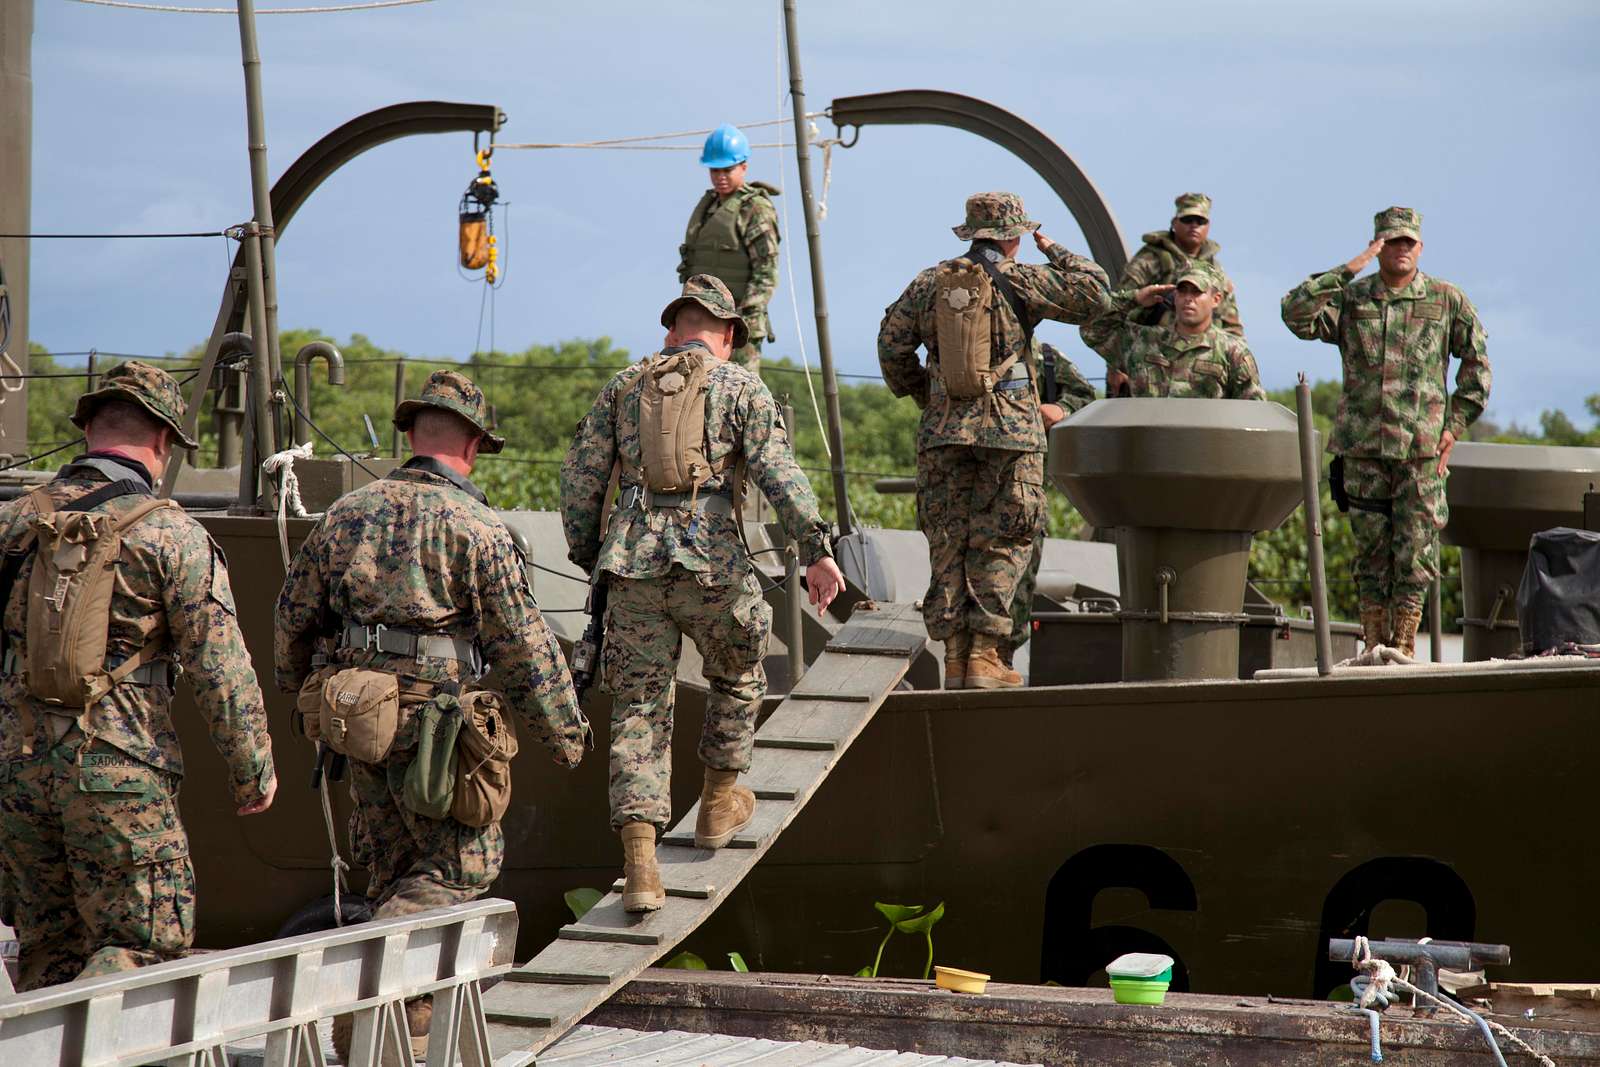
[0,732,193,991]
[916,445,1046,641]
[731,336,764,371]
[1004,527,1047,657]
[347,728,504,921]
[602,567,771,830]
[1343,456,1448,611]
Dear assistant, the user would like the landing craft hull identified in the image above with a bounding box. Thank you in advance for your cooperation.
[182,512,1600,997]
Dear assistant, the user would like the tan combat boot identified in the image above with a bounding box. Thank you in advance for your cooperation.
[943,631,972,690]
[1393,604,1424,660]
[329,999,429,1064]
[966,633,1023,689]
[1358,600,1391,653]
[694,767,756,849]
[620,821,664,912]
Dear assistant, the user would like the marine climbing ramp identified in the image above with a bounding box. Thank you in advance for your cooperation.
[481,601,926,1064]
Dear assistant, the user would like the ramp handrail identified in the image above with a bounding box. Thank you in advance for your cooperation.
[0,897,516,1067]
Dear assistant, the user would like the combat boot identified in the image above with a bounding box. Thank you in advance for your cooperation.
[1393,604,1424,660]
[695,767,756,849]
[620,821,664,913]
[1358,600,1391,652]
[966,633,1022,689]
[943,631,972,690]
[402,996,432,1061]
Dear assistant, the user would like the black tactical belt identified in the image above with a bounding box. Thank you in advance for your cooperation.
[339,623,484,674]
[618,485,735,515]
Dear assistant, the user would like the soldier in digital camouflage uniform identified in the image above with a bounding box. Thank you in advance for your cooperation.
[1001,339,1097,668]
[1083,192,1245,391]
[679,123,781,370]
[878,192,1112,690]
[276,370,589,1055]
[1281,207,1490,657]
[1093,261,1266,400]
[0,362,276,991]
[560,275,844,912]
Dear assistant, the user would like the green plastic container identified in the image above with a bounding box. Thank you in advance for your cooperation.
[1110,977,1170,1004]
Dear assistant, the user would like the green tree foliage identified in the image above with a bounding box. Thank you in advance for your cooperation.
[21,335,1598,631]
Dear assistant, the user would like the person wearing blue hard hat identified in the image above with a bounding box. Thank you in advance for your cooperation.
[678,123,782,370]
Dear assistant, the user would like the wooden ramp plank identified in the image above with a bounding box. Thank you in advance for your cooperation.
[481,603,923,1062]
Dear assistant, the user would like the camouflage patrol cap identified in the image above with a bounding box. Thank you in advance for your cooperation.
[71,360,199,450]
[393,369,505,453]
[1374,206,1422,242]
[1173,192,1212,221]
[952,192,1040,241]
[1174,260,1225,294]
[660,274,750,349]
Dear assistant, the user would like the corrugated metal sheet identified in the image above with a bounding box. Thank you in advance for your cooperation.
[541,1025,1037,1066]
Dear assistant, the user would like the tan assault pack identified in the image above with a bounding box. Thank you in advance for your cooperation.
[626,348,744,506]
[21,486,175,709]
[932,253,1030,400]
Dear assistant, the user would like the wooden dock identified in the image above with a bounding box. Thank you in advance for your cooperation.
[481,602,926,1063]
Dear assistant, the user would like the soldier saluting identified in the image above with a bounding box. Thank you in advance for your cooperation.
[0,362,276,991]
[560,275,844,913]
[878,191,1112,691]
[678,123,781,371]
[1281,207,1490,658]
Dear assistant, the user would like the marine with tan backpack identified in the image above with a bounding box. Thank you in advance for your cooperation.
[560,274,845,915]
[877,191,1114,691]
[275,369,590,1060]
[0,361,277,992]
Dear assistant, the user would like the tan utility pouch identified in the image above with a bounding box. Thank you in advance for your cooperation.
[22,489,174,708]
[452,690,519,828]
[638,349,715,494]
[319,668,400,763]
[295,667,331,742]
[933,259,997,399]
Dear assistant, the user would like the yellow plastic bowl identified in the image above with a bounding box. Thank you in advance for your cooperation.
[934,966,991,994]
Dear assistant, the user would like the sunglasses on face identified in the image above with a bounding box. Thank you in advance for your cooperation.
[1176,215,1208,226]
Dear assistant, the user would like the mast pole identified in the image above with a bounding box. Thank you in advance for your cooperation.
[235,0,287,479]
[782,0,853,536]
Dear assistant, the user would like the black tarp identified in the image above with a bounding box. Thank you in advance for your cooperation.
[1518,526,1600,653]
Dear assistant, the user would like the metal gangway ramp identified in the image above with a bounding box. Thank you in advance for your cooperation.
[482,601,924,1063]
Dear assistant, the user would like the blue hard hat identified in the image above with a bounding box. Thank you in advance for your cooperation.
[700,123,750,169]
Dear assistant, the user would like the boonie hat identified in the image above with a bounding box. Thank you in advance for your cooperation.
[952,192,1040,242]
[1172,192,1212,221]
[660,274,749,349]
[1374,206,1422,242]
[393,369,505,453]
[71,360,199,450]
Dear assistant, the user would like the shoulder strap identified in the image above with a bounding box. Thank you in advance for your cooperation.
[64,479,151,514]
[969,249,1035,349]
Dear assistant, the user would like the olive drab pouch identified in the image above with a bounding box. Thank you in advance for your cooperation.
[933,259,997,399]
[403,692,463,821]
[452,690,519,828]
[318,668,401,764]
[22,487,175,709]
[638,348,716,495]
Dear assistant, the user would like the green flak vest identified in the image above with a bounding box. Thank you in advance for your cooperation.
[682,186,769,305]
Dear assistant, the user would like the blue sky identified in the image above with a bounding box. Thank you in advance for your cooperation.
[24,0,1600,430]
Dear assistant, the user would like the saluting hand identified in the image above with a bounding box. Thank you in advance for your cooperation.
[1134,284,1175,308]
[807,557,846,614]
[1033,231,1056,254]
[1346,238,1385,275]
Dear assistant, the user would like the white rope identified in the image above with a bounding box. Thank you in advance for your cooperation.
[263,441,315,568]
[493,113,822,151]
[67,0,429,13]
[318,771,351,926]
[773,10,830,460]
